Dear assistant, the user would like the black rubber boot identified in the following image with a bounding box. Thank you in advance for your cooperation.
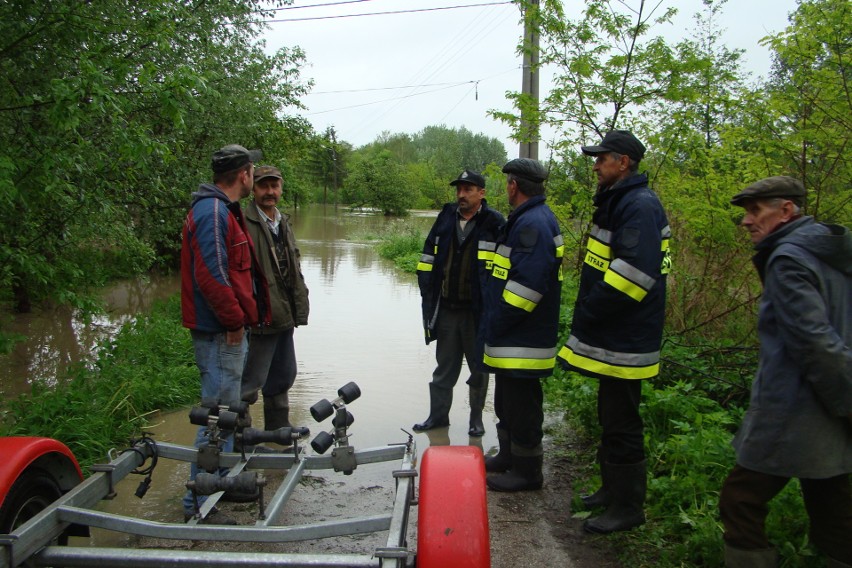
[467,385,487,437]
[583,460,646,534]
[263,392,291,431]
[484,429,511,473]
[486,454,543,492]
[413,383,451,431]
[580,447,611,510]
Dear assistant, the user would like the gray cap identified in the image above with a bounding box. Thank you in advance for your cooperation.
[502,158,548,183]
[211,144,262,173]
[730,176,806,207]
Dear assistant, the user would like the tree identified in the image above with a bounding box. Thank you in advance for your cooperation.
[342,151,411,216]
[0,0,308,312]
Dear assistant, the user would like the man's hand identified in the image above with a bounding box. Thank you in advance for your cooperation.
[226,328,244,346]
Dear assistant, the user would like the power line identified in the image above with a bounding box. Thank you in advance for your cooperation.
[264,2,513,23]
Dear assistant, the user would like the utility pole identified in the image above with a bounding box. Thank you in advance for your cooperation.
[519,0,540,160]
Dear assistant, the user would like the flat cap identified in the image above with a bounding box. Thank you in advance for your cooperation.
[730,176,806,207]
[211,144,262,174]
[449,169,486,188]
[254,165,283,182]
[502,158,548,183]
[581,130,646,162]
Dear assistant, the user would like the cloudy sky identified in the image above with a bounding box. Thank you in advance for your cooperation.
[261,0,798,155]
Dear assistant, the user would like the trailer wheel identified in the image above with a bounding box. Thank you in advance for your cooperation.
[0,469,63,536]
[417,446,490,568]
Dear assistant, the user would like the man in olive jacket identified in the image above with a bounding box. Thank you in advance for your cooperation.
[241,165,310,431]
[720,176,851,568]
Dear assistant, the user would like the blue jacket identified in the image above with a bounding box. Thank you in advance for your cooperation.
[417,200,505,344]
[481,195,564,378]
[558,174,670,380]
[733,217,851,478]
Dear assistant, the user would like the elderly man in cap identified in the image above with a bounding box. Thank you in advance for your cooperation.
[413,169,504,437]
[181,144,270,523]
[719,176,851,568]
[241,165,310,435]
[480,158,563,491]
[557,130,671,534]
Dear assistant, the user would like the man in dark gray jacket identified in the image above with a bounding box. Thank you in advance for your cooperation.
[720,176,851,568]
[241,165,310,432]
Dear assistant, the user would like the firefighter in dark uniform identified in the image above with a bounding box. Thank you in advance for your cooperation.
[413,170,505,437]
[558,130,671,534]
[481,158,564,492]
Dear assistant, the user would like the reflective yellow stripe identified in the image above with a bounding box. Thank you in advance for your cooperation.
[603,269,647,301]
[587,238,611,259]
[502,289,535,312]
[661,238,672,275]
[558,345,658,379]
[483,353,555,371]
[416,262,433,272]
[584,251,609,272]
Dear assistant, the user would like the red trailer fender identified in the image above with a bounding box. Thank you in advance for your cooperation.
[0,437,83,512]
[417,445,490,568]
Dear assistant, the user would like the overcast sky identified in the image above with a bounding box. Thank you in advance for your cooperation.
[261,0,798,156]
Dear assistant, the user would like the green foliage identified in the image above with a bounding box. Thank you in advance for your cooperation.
[342,150,413,216]
[0,296,196,469]
[373,219,425,273]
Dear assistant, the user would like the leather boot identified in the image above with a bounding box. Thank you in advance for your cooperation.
[583,460,646,534]
[468,384,487,437]
[413,383,451,431]
[263,392,291,431]
[484,429,511,473]
[486,454,543,492]
[723,545,778,568]
[580,447,611,510]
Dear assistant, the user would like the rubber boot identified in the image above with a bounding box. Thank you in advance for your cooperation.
[486,453,543,492]
[412,383,451,431]
[263,392,291,430]
[583,460,646,534]
[723,545,778,568]
[581,447,611,510]
[484,429,511,473]
[468,385,487,437]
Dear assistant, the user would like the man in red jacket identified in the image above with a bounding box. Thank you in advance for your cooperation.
[180,144,269,523]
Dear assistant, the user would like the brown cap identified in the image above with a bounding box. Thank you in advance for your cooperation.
[730,176,806,207]
[253,165,283,182]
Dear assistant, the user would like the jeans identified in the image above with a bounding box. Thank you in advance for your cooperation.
[182,330,248,516]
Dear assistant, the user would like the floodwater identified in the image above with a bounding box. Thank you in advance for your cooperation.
[2,204,500,550]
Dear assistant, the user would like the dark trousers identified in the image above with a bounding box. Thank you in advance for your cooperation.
[241,328,297,404]
[598,377,644,464]
[720,464,852,563]
[494,374,543,455]
[432,306,487,390]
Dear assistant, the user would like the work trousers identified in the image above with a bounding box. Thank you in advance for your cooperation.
[432,305,487,390]
[493,374,543,456]
[720,465,852,563]
[241,328,297,404]
[598,377,645,464]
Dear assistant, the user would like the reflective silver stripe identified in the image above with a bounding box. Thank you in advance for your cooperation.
[505,280,542,304]
[419,254,434,264]
[589,225,612,243]
[553,234,564,247]
[609,258,655,292]
[484,344,558,360]
[496,244,512,257]
[565,335,660,366]
[478,240,498,252]
[661,225,671,239]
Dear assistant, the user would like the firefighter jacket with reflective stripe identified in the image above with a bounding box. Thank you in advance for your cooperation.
[481,195,564,378]
[558,173,670,380]
[417,200,505,345]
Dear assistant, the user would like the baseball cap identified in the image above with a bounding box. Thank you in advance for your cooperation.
[502,158,548,183]
[254,165,283,182]
[730,176,807,207]
[449,169,486,188]
[211,144,262,173]
[581,130,646,162]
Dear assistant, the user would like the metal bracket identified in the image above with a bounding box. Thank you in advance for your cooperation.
[89,464,117,499]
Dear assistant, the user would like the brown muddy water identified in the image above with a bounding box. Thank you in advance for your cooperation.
[1,204,501,553]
